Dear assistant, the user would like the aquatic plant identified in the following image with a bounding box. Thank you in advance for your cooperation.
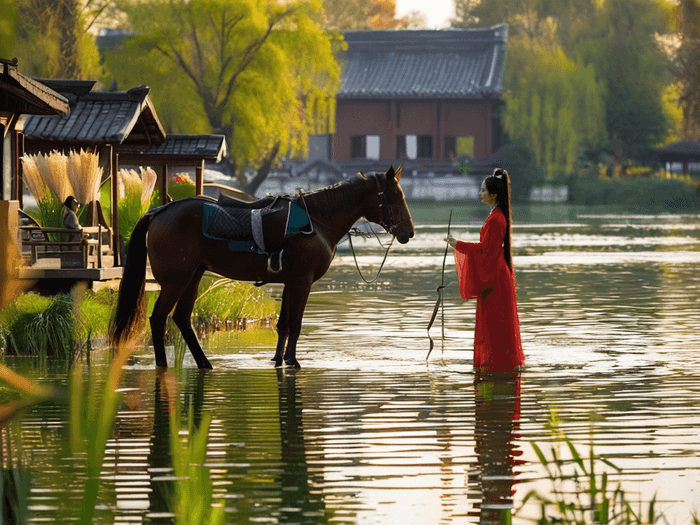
[169,388,226,525]
[521,413,666,525]
[191,276,279,334]
[68,340,137,524]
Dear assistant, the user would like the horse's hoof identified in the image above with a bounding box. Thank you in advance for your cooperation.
[284,358,301,369]
[272,358,283,368]
[156,362,168,369]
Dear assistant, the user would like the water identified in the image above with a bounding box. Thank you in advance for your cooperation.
[4,204,700,523]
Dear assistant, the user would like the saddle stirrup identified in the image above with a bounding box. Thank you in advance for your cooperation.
[268,249,284,273]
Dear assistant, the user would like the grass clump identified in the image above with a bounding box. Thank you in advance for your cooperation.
[0,293,75,358]
[189,275,278,334]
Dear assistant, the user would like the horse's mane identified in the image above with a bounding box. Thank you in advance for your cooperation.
[298,173,375,217]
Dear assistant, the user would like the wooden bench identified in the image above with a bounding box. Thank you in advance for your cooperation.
[20,225,114,269]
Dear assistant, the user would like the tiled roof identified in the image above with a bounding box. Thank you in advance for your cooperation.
[339,24,507,99]
[657,141,700,157]
[23,82,166,145]
[0,58,69,115]
[118,134,228,163]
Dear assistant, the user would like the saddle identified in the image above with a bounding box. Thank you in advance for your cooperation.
[202,194,312,272]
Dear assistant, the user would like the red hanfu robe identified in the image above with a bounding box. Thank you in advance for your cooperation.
[454,207,524,372]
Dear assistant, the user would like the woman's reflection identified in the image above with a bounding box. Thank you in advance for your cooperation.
[276,368,327,524]
[470,372,523,524]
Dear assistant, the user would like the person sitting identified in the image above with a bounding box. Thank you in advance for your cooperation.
[63,196,82,242]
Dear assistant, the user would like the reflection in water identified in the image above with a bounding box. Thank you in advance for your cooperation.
[276,369,327,523]
[470,374,522,524]
[148,370,175,523]
[6,210,700,523]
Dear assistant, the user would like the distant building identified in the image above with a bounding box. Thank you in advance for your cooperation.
[328,24,508,174]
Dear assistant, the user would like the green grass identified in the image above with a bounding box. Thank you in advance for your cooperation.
[0,277,278,358]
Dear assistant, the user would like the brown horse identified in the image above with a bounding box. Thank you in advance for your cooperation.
[109,165,414,369]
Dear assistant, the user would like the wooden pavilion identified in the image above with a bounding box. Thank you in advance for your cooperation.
[0,58,69,300]
[20,79,227,269]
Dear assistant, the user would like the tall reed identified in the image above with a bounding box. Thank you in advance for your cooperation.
[66,149,103,208]
[522,412,666,525]
[117,167,157,248]
[166,380,226,525]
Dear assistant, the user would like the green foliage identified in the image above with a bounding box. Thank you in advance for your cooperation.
[569,176,697,210]
[503,36,606,178]
[525,411,665,525]
[0,293,75,358]
[491,142,548,203]
[574,0,671,163]
[170,395,226,525]
[104,0,341,177]
[169,174,196,201]
[13,0,102,79]
[0,0,16,57]
[191,276,280,333]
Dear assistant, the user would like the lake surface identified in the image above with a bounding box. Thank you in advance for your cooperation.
[4,203,700,524]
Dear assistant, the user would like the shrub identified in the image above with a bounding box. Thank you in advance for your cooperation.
[569,176,697,210]
[169,173,196,201]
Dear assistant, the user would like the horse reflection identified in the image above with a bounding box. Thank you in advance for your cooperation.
[469,373,523,524]
[276,368,327,523]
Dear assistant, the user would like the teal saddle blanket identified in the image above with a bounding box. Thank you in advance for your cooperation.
[201,199,311,254]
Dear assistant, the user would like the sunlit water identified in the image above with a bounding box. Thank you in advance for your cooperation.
[4,204,700,523]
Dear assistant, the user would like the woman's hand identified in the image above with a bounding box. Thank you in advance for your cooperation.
[444,234,458,248]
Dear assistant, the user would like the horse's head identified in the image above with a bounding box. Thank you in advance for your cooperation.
[369,165,415,244]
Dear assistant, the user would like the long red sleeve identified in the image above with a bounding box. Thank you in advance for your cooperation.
[454,210,506,300]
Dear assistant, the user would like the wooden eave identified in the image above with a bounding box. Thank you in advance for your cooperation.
[0,59,69,116]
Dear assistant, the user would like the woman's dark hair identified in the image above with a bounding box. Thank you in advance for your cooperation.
[64,196,78,207]
[483,168,514,273]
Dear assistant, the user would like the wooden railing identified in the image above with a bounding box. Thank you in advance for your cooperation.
[20,225,114,269]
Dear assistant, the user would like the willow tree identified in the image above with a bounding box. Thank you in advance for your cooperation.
[107,0,341,193]
[675,0,700,141]
[502,37,606,178]
[13,0,103,79]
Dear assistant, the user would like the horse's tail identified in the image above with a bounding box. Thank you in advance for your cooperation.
[109,213,151,348]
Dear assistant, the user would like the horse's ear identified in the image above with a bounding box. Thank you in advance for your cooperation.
[395,164,402,181]
[386,164,395,180]
[357,171,367,180]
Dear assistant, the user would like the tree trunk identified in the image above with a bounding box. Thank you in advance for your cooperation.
[57,0,81,79]
[679,0,700,141]
[242,142,280,196]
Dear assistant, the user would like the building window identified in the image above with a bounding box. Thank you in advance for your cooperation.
[406,135,418,159]
[444,135,474,159]
[351,135,380,160]
[366,135,380,160]
[396,135,406,159]
[350,136,365,158]
[418,135,433,158]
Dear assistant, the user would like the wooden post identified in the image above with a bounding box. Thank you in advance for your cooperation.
[195,160,204,196]
[160,164,168,204]
[110,146,120,267]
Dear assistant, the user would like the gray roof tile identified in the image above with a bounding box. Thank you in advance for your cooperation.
[339,24,507,99]
[23,83,166,145]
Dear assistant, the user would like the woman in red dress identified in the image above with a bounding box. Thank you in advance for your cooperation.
[445,168,524,372]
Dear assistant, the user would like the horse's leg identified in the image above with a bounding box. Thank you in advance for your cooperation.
[272,287,289,368]
[150,285,183,368]
[283,280,313,369]
[172,266,212,370]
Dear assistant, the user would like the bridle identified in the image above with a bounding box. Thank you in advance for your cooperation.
[344,173,409,284]
[373,173,411,238]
